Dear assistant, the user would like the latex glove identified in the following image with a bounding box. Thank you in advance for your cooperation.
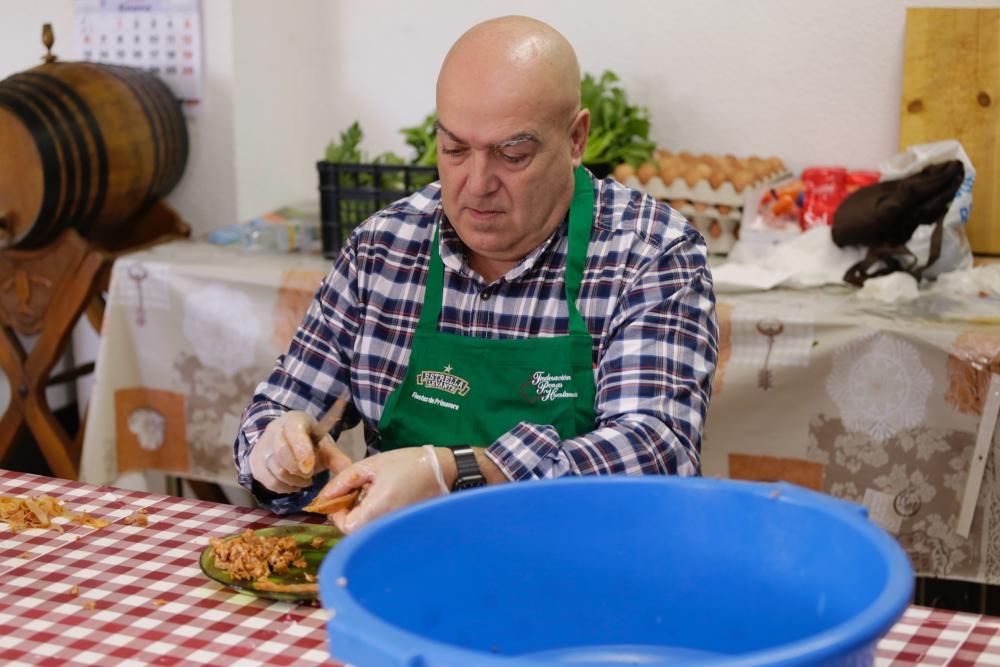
[249,410,353,494]
[316,445,450,534]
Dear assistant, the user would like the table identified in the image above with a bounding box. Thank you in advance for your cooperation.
[703,283,1000,585]
[2,469,1000,666]
[79,241,366,495]
[80,240,1000,583]
[0,469,334,666]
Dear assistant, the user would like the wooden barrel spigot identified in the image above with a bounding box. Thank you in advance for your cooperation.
[42,23,57,63]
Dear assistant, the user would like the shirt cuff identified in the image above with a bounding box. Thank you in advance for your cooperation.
[486,422,567,481]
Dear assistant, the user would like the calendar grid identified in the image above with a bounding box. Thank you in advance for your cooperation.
[73,0,203,111]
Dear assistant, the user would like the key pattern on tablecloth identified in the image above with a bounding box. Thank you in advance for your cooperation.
[0,469,337,667]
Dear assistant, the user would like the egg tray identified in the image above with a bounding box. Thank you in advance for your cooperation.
[623,168,793,206]
[623,171,795,255]
[622,176,745,254]
[675,202,741,255]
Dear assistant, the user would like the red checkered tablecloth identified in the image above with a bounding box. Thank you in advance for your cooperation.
[4,469,1000,666]
[877,606,1000,666]
[0,469,337,666]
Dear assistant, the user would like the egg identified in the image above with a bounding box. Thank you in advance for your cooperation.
[660,164,682,185]
[613,163,636,183]
[708,167,729,190]
[731,169,756,192]
[684,163,712,187]
[658,155,680,172]
[637,163,658,184]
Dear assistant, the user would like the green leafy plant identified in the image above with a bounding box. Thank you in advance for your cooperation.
[580,70,655,168]
[400,112,438,167]
[324,121,365,163]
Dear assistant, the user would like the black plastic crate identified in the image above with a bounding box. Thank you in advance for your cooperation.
[317,161,439,258]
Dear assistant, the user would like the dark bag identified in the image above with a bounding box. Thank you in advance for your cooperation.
[831,160,965,286]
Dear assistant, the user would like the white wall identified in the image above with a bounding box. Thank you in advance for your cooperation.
[165,0,239,232]
[321,0,1000,172]
[4,0,999,234]
[229,0,336,222]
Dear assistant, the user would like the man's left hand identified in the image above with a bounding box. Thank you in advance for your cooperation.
[315,447,452,534]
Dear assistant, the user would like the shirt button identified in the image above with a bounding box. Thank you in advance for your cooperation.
[479,289,491,301]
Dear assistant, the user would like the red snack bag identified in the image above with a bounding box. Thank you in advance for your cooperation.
[800,167,847,230]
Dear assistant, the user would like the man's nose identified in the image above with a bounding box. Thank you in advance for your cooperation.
[467,151,500,196]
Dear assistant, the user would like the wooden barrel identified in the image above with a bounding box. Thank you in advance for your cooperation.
[0,61,188,249]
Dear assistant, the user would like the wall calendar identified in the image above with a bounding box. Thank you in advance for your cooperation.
[73,0,203,113]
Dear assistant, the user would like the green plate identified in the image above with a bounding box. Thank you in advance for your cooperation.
[199,524,342,602]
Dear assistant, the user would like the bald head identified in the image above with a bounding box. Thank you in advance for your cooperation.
[437,16,581,123]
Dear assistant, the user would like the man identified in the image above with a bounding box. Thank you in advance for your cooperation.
[235,16,718,534]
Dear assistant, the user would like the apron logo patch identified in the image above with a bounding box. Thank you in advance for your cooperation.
[416,365,471,396]
[520,371,579,403]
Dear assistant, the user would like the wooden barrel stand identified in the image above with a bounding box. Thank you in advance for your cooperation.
[0,203,189,479]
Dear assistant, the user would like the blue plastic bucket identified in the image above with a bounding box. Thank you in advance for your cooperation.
[319,477,913,666]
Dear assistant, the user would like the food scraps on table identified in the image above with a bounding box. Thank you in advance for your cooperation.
[1,494,66,532]
[68,512,111,529]
[1,494,114,532]
[124,508,150,526]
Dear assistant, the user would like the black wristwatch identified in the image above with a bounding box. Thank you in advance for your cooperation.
[451,446,486,491]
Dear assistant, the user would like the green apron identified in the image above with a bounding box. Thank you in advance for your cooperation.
[376,166,597,450]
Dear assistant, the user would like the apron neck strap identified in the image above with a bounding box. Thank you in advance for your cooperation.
[564,165,593,332]
[421,166,594,334]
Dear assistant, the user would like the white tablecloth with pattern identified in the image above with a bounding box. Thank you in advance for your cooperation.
[703,283,1000,584]
[80,241,365,492]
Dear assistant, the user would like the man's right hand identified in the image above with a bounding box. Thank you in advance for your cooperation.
[249,411,353,494]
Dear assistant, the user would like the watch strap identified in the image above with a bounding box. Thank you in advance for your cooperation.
[451,446,485,490]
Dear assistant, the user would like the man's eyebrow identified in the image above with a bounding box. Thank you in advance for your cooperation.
[494,132,540,150]
[435,121,463,143]
[435,121,540,150]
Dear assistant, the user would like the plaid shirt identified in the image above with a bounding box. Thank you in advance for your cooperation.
[236,171,719,514]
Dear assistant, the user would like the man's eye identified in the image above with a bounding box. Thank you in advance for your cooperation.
[500,153,528,164]
[441,147,466,157]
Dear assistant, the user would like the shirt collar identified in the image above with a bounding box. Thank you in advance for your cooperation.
[437,211,568,284]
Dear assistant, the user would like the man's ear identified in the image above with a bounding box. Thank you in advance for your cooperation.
[569,108,591,167]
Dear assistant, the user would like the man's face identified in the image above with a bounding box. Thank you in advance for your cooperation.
[435,80,587,272]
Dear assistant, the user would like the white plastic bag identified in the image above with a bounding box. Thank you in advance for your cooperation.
[878,140,976,278]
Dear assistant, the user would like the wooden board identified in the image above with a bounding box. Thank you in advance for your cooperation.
[900,8,1000,255]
